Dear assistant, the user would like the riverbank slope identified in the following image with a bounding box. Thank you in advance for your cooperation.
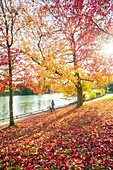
[0,94,113,169]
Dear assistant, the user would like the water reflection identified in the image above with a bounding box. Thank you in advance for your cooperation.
[1,104,9,119]
[0,93,75,120]
[0,96,9,120]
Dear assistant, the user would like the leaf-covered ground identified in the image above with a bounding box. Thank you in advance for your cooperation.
[0,99,113,170]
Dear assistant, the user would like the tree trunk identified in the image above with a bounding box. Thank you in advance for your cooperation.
[76,84,83,107]
[8,47,14,126]
[104,86,107,94]
[76,73,83,108]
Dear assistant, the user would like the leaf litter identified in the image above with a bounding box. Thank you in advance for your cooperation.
[0,99,113,169]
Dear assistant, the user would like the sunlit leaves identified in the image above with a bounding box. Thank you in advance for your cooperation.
[0,98,113,169]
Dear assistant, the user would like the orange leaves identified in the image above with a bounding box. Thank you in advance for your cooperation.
[0,98,113,168]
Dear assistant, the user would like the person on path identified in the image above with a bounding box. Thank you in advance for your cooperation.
[51,99,55,112]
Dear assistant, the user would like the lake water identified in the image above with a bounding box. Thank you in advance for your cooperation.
[0,93,76,120]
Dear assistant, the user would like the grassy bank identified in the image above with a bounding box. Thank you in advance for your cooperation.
[0,97,113,169]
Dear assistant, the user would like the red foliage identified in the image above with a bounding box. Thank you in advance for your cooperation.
[0,48,38,92]
[42,0,113,76]
[0,99,113,169]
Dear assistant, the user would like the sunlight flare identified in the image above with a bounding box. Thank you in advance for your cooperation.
[104,42,113,56]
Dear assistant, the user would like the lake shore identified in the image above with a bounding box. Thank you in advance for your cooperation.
[0,93,75,121]
[0,93,113,129]
[0,101,76,129]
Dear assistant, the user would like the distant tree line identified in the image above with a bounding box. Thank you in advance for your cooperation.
[0,88,51,96]
[108,83,113,92]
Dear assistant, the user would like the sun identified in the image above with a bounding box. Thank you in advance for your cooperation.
[104,43,113,56]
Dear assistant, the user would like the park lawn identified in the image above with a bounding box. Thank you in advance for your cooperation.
[0,99,113,170]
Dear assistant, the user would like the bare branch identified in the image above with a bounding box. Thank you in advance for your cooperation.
[93,19,113,36]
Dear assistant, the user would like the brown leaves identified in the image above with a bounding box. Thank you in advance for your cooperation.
[0,99,113,169]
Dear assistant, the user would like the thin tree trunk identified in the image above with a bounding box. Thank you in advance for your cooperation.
[76,73,83,108]
[8,47,14,126]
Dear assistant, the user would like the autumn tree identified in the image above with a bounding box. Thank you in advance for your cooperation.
[22,12,72,95]
[0,0,37,126]
[18,0,113,108]
[40,0,113,107]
